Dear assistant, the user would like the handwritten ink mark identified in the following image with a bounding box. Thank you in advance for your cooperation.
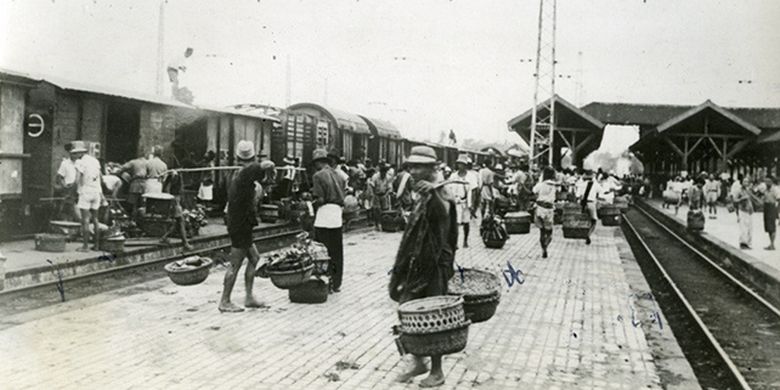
[457,264,465,283]
[502,261,524,288]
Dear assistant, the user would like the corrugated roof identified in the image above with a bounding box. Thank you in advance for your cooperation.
[0,67,279,121]
[582,101,780,130]
[358,116,402,139]
[508,95,605,131]
[656,100,761,135]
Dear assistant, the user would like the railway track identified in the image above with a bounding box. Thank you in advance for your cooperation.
[622,206,780,390]
[0,229,302,317]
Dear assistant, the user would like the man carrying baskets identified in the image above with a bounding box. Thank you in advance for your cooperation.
[389,146,458,388]
[575,169,602,245]
[219,141,276,313]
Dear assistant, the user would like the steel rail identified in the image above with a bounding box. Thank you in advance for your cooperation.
[623,212,752,390]
[634,205,780,318]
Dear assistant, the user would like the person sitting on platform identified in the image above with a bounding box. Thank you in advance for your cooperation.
[389,146,457,388]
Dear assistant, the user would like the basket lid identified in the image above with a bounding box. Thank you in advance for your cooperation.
[398,296,463,314]
[505,211,530,218]
[143,193,174,200]
[447,268,501,297]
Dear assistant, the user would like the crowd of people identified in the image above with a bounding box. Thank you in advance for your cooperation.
[659,171,779,251]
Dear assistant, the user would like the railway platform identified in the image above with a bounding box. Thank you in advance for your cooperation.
[0,221,699,389]
[638,198,780,307]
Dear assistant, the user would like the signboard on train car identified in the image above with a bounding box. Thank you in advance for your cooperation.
[26,113,45,137]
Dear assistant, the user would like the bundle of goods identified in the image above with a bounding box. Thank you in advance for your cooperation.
[394,296,470,356]
[178,205,208,238]
[380,210,405,232]
[35,233,67,252]
[258,203,280,223]
[447,268,501,323]
[599,204,621,226]
[503,211,531,234]
[164,256,213,286]
[562,205,592,239]
[663,190,679,205]
[264,246,314,289]
[99,227,126,253]
[480,215,508,249]
[307,240,331,276]
[687,210,705,232]
[614,196,630,212]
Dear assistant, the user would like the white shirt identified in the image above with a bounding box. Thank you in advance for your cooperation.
[575,179,602,202]
[533,180,557,203]
[103,175,121,192]
[75,154,102,195]
[57,158,77,186]
[314,204,343,228]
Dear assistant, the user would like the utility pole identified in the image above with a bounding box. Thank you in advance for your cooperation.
[155,0,165,96]
[529,0,557,169]
[285,55,292,107]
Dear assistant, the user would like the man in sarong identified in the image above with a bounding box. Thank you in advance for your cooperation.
[389,146,458,388]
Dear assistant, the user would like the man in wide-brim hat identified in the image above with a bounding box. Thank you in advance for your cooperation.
[310,147,347,293]
[219,140,275,312]
[389,146,457,388]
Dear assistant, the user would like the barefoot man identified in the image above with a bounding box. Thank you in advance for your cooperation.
[389,146,458,388]
[219,140,275,312]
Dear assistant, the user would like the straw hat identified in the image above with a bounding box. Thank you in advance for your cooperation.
[70,140,88,154]
[235,140,256,161]
[455,153,470,165]
[404,146,438,165]
[312,148,330,164]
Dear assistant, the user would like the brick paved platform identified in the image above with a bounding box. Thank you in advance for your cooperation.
[0,221,699,389]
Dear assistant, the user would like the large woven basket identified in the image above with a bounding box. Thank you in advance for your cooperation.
[288,279,328,304]
[309,241,331,276]
[164,256,212,286]
[448,269,501,323]
[687,210,705,231]
[268,263,314,289]
[143,193,175,216]
[396,323,469,356]
[504,211,531,234]
[563,227,590,239]
[599,204,620,217]
[398,296,467,335]
[483,238,506,249]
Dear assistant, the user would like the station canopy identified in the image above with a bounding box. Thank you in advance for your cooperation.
[508,95,605,165]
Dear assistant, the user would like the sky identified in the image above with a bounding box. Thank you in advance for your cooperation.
[1,0,779,151]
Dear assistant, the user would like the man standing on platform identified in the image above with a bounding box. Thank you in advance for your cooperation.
[576,169,602,245]
[390,145,457,388]
[219,140,275,312]
[120,152,148,215]
[311,148,346,293]
[447,154,473,248]
[72,141,103,252]
[146,145,168,194]
[733,175,755,250]
[55,142,81,222]
[478,158,495,218]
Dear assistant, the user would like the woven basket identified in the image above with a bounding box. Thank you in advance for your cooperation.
[268,263,314,289]
[463,293,500,323]
[483,238,506,249]
[687,210,705,231]
[601,214,621,226]
[143,193,175,216]
[599,204,620,217]
[398,296,467,335]
[504,211,531,234]
[563,227,590,239]
[397,323,470,356]
[35,233,67,252]
[164,257,212,286]
[99,236,126,253]
[49,220,81,239]
[447,268,501,298]
[288,279,329,304]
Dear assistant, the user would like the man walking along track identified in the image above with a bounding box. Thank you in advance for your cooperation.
[389,146,458,388]
[219,140,275,313]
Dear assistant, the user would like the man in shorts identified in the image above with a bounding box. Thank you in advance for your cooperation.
[72,141,103,252]
[533,166,559,258]
[219,140,276,313]
[576,169,602,245]
[55,142,81,221]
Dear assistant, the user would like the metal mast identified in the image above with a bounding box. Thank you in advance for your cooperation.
[155,0,165,96]
[529,0,557,168]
